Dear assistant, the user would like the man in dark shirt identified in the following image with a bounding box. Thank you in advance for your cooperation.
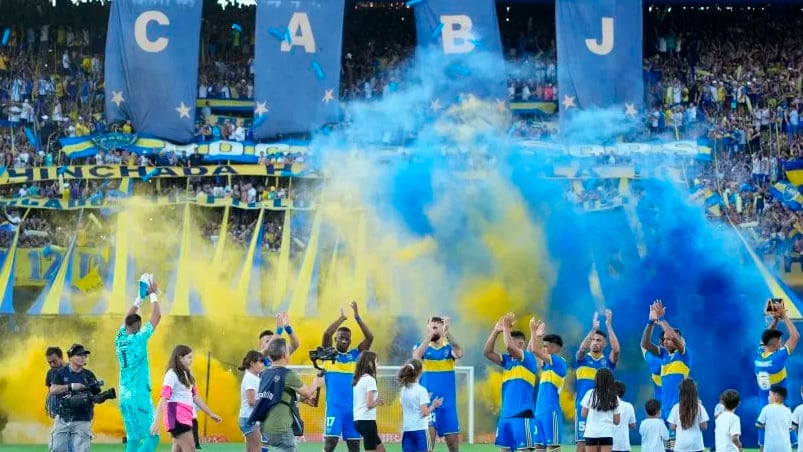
[45,347,65,419]
[49,344,101,452]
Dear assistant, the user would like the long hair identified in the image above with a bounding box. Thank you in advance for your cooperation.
[397,359,423,387]
[679,378,700,429]
[238,350,264,372]
[590,368,619,411]
[352,350,378,386]
[167,344,195,388]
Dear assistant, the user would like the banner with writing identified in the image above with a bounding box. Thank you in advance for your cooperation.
[104,0,202,143]
[556,0,643,128]
[0,194,305,211]
[59,134,312,164]
[0,164,307,185]
[412,0,505,106]
[254,0,345,139]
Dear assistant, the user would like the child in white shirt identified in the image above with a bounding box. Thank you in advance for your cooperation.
[612,381,636,452]
[352,351,385,452]
[668,379,709,452]
[714,389,742,452]
[397,359,443,452]
[757,385,792,452]
[791,385,803,452]
[639,399,669,452]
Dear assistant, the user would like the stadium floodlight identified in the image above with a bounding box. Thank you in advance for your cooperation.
[289,365,476,444]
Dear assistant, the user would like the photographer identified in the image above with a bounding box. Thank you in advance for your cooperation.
[48,344,101,452]
[252,338,323,452]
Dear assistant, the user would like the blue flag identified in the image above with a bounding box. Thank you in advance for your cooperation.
[412,0,505,107]
[253,0,345,139]
[104,0,202,143]
[556,0,643,125]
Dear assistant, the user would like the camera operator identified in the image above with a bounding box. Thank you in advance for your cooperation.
[49,344,101,452]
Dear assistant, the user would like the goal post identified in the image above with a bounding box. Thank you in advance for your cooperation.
[288,365,475,444]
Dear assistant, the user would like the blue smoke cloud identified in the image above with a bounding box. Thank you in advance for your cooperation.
[312,46,779,445]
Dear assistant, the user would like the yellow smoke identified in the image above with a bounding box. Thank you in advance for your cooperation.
[0,147,560,444]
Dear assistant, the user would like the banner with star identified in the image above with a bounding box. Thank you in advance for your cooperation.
[556,0,643,127]
[104,0,202,144]
[411,0,505,107]
[253,0,345,139]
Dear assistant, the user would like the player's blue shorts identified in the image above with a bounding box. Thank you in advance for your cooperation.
[119,396,154,441]
[495,417,536,451]
[429,405,460,437]
[324,404,361,440]
[574,407,586,442]
[534,411,561,446]
[402,430,429,452]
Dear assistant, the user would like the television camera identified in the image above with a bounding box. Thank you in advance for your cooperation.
[307,346,339,407]
[59,378,117,420]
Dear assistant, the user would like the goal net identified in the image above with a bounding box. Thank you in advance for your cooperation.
[288,365,475,444]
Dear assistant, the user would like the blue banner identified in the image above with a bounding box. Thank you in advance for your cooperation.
[253,0,345,139]
[104,0,203,143]
[412,0,505,106]
[556,0,643,124]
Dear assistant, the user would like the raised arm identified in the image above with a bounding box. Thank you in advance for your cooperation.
[145,278,162,328]
[125,275,161,329]
[483,318,504,365]
[641,301,661,356]
[443,317,464,359]
[656,317,685,355]
[280,312,300,354]
[322,308,347,348]
[778,304,800,353]
[351,301,374,351]
[528,318,552,364]
[605,309,621,364]
[413,321,433,359]
[502,313,523,361]
[577,313,600,362]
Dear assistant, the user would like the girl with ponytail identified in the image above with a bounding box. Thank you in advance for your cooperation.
[398,359,443,452]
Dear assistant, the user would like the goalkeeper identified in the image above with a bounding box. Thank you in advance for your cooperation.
[115,273,162,452]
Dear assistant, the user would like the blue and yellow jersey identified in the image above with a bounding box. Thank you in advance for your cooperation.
[642,347,662,402]
[754,345,790,402]
[659,346,692,419]
[574,352,615,407]
[499,351,538,418]
[418,342,457,407]
[115,322,155,399]
[323,348,361,408]
[535,354,567,416]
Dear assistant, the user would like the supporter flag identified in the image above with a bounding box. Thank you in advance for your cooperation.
[783,160,803,186]
[104,0,202,143]
[770,181,803,211]
[253,0,345,139]
[412,0,505,106]
[556,0,643,128]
